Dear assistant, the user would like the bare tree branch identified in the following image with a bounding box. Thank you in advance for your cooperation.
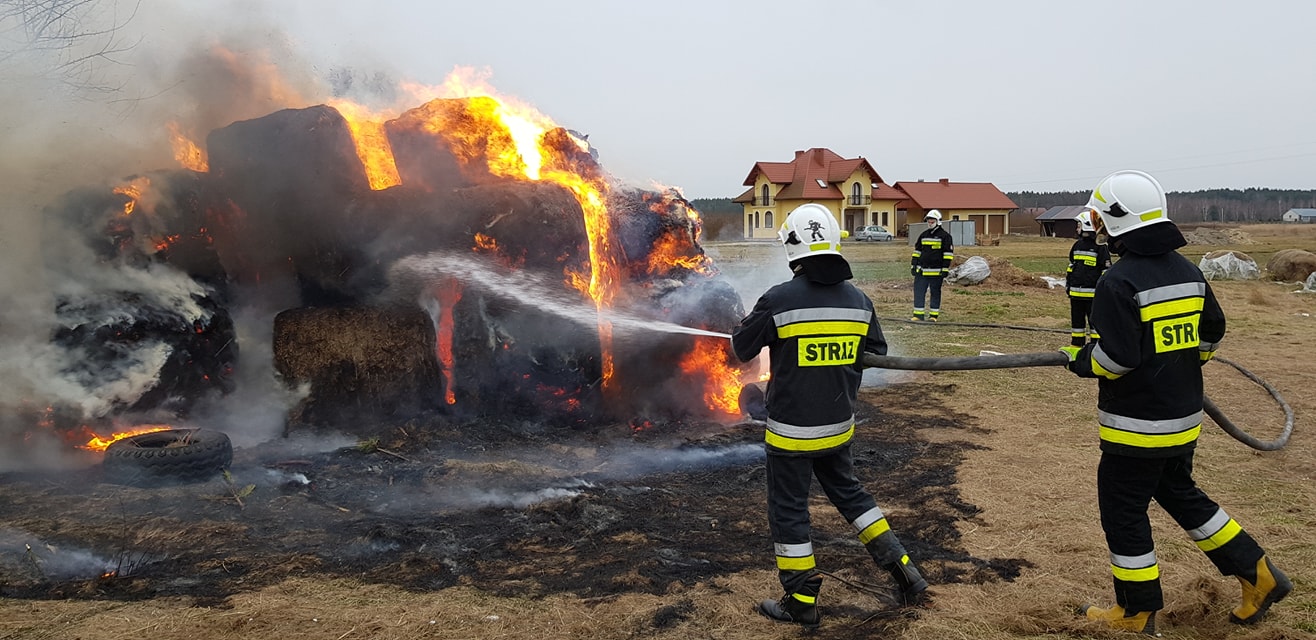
[0,0,140,92]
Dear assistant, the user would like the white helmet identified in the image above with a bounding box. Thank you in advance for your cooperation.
[925,209,942,226]
[1077,210,1096,233]
[779,203,842,262]
[1086,170,1169,237]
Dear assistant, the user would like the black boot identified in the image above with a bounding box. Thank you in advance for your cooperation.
[758,591,820,628]
[885,556,929,606]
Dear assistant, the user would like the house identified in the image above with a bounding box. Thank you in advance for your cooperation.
[1035,205,1091,238]
[732,148,906,239]
[892,178,1018,238]
[1282,208,1316,223]
[732,148,1018,240]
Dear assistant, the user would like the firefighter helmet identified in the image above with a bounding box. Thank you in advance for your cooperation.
[779,203,842,262]
[1077,210,1096,233]
[925,209,943,226]
[1086,170,1169,237]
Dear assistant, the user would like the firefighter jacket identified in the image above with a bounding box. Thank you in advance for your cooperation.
[731,273,886,456]
[911,225,954,277]
[1066,235,1111,298]
[1067,250,1225,458]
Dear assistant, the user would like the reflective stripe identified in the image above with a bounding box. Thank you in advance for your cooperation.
[854,507,891,544]
[791,592,816,605]
[911,250,922,258]
[1186,508,1231,541]
[1111,563,1160,582]
[1137,282,1207,305]
[777,554,817,571]
[764,423,855,452]
[1195,519,1242,551]
[1140,297,1204,322]
[918,268,944,276]
[1092,343,1132,377]
[777,321,869,339]
[1069,287,1095,297]
[1071,329,1087,337]
[943,252,954,260]
[1139,209,1164,222]
[807,241,839,253]
[921,239,942,248]
[1099,410,1203,434]
[1199,339,1221,352]
[1100,425,1200,448]
[1111,551,1157,569]
[775,541,814,557]
[852,506,885,532]
[774,308,872,325]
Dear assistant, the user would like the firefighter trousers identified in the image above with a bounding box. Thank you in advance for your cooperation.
[1098,451,1265,613]
[1069,296,1095,346]
[766,445,907,594]
[913,274,944,319]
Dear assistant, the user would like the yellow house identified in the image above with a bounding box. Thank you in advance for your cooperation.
[732,148,905,239]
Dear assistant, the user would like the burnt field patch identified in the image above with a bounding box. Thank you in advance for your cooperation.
[0,382,1028,633]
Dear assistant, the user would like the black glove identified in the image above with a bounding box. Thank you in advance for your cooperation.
[910,265,919,277]
[1059,346,1083,374]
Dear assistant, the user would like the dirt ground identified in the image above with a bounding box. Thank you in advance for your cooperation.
[2,223,1314,639]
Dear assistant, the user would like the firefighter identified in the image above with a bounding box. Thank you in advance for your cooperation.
[911,210,953,321]
[1061,170,1290,634]
[1065,211,1112,346]
[732,203,928,629]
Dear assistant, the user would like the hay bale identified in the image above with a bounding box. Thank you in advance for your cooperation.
[274,306,444,425]
[1199,250,1259,280]
[1265,249,1316,282]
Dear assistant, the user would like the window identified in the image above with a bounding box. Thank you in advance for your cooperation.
[764,211,773,228]
[758,184,772,206]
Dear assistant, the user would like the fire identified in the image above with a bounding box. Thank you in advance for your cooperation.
[678,338,744,417]
[645,233,714,276]
[166,121,209,172]
[79,425,173,452]
[328,100,401,190]
[112,176,150,216]
[430,278,464,405]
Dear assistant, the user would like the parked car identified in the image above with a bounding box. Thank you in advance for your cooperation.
[854,225,893,241]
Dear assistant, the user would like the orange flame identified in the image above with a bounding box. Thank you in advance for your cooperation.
[328,100,401,190]
[166,121,209,172]
[79,425,173,452]
[678,338,743,417]
[112,176,150,216]
[431,279,464,405]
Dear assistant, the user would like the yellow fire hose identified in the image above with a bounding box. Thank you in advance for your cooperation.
[860,351,1293,451]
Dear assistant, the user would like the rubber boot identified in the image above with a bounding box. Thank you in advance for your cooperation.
[1080,604,1157,635]
[884,556,929,606]
[1231,556,1292,624]
[757,591,820,629]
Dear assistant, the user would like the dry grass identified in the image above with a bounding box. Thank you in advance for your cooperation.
[2,224,1315,640]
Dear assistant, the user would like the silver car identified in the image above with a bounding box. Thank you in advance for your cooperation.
[854,225,893,241]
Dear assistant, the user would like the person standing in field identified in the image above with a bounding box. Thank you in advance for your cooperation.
[1061,170,1291,635]
[731,203,928,629]
[911,210,953,321]
[1066,210,1112,346]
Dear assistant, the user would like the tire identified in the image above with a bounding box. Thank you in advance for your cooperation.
[102,428,233,485]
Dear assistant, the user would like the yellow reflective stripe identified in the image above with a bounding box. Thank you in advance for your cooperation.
[1139,209,1164,222]
[857,518,891,544]
[791,592,816,605]
[776,320,868,339]
[1070,290,1095,298]
[1195,518,1242,551]
[808,241,838,253]
[1090,357,1122,380]
[776,554,817,571]
[1099,424,1200,448]
[1111,563,1160,582]
[1140,298,1204,322]
[1200,350,1216,362]
[1093,190,1107,204]
[765,425,855,452]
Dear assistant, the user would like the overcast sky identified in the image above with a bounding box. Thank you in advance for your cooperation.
[22,0,1316,200]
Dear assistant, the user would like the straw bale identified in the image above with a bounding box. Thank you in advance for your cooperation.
[1265,248,1316,281]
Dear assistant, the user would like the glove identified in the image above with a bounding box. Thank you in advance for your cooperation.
[910,266,919,277]
[1059,346,1082,373]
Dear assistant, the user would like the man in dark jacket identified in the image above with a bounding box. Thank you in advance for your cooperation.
[732,203,928,629]
[1066,210,1112,346]
[1061,170,1290,635]
[911,209,954,321]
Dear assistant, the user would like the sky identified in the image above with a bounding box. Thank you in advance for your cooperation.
[228,0,1316,198]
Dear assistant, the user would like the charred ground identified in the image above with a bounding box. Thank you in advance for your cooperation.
[0,383,1026,635]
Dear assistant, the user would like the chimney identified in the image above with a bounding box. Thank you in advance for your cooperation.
[794,150,804,159]
[939,178,949,185]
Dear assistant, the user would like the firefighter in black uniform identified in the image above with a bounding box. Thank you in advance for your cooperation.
[1066,210,1112,346]
[732,203,928,629]
[1061,170,1290,634]
[911,210,953,321]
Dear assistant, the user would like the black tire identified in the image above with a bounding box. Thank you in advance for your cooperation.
[102,428,233,485]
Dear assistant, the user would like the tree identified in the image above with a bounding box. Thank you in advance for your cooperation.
[0,0,139,91]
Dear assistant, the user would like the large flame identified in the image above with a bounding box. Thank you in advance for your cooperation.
[79,425,173,451]
[430,279,464,405]
[328,100,402,190]
[166,121,209,172]
[678,338,743,417]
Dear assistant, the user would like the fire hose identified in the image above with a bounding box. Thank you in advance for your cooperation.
[859,351,1293,451]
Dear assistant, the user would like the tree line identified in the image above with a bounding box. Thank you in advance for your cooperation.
[1009,188,1316,223]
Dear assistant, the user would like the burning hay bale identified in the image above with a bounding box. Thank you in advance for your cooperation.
[1265,248,1316,282]
[273,307,444,427]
